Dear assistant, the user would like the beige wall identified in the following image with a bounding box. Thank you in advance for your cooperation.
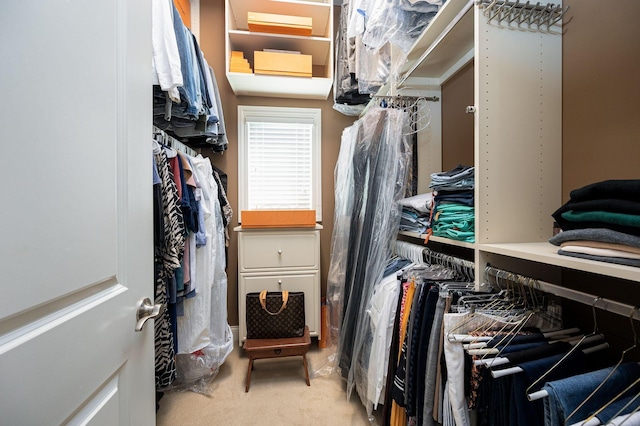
[441,60,474,171]
[561,0,640,200]
[199,1,356,326]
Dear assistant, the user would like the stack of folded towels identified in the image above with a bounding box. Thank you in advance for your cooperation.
[549,179,640,267]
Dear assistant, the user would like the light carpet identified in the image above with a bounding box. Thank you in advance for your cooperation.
[156,341,382,426]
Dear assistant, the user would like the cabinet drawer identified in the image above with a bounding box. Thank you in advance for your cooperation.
[239,231,319,271]
[242,273,318,330]
[239,272,320,344]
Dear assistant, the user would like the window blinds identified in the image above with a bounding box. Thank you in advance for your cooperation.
[246,121,313,210]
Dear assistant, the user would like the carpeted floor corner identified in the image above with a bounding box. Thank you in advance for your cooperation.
[156,340,382,426]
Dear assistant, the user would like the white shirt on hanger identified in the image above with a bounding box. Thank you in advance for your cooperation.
[152,0,182,102]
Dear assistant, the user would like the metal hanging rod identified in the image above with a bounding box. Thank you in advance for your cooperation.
[372,95,439,102]
[153,126,199,157]
[485,265,639,320]
[393,241,475,280]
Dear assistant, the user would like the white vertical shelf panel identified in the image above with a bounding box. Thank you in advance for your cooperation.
[474,6,562,244]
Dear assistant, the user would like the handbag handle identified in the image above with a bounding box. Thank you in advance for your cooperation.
[259,290,289,315]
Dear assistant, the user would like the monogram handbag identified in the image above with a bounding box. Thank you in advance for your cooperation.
[246,290,305,339]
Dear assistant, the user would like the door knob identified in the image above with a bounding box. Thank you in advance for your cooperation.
[135,297,164,332]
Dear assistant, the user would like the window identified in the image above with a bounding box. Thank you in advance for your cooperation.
[238,106,322,222]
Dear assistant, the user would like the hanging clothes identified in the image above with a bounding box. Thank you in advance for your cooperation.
[175,155,233,359]
[153,143,186,388]
[152,128,233,393]
[152,0,227,151]
[326,106,412,391]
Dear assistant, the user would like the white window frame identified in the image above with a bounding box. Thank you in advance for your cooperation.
[238,105,322,223]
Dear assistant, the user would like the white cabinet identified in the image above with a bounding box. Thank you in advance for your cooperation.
[236,226,322,345]
[224,0,334,100]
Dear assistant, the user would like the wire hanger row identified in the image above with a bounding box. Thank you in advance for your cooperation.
[371,95,438,136]
[153,126,199,157]
[476,0,569,31]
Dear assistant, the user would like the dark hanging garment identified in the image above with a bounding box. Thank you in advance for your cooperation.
[335,107,412,381]
[153,148,186,388]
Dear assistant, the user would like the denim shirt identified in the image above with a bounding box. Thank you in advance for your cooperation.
[172,3,201,119]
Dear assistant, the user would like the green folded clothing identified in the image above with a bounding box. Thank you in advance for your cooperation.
[432,205,475,242]
[561,210,640,228]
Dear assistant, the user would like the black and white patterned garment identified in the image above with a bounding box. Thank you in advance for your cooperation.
[153,148,186,388]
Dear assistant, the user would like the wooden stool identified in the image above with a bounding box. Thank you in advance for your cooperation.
[243,326,311,392]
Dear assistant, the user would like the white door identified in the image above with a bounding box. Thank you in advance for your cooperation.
[0,1,155,425]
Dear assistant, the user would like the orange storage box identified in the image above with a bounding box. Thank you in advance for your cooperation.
[241,210,316,228]
[254,50,312,78]
[247,11,312,37]
[230,51,252,73]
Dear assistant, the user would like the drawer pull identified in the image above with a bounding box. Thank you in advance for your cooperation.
[278,280,283,285]
[277,249,282,255]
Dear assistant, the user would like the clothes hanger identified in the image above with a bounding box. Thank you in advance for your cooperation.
[446,298,504,340]
[497,0,519,25]
[525,4,540,28]
[530,3,551,30]
[507,0,525,24]
[575,377,640,426]
[611,390,640,426]
[490,334,610,378]
[466,326,581,346]
[466,313,536,357]
[454,288,530,348]
[539,4,555,30]
[534,3,552,30]
[547,4,569,28]
[467,284,557,360]
[525,296,602,401]
[465,326,583,351]
[565,307,639,424]
[516,1,533,28]
[482,0,500,18]
[488,0,509,23]
[447,267,522,335]
[473,330,596,367]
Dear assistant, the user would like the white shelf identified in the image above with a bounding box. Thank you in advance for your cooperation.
[398,234,640,284]
[479,242,640,283]
[226,72,333,99]
[397,0,475,86]
[225,0,333,99]
[398,231,476,249]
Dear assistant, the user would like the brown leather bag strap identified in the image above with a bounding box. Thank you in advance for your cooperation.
[259,290,289,315]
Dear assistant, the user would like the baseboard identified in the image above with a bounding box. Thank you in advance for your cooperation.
[231,325,239,345]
